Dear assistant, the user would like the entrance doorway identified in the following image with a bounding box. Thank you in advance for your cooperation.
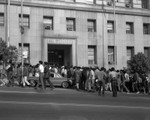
[48,44,72,66]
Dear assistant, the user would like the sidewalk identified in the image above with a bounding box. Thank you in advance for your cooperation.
[0,86,66,93]
[0,86,85,95]
[0,86,148,97]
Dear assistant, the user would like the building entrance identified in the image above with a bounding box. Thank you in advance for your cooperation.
[48,44,72,66]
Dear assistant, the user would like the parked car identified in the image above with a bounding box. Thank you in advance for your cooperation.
[28,72,73,88]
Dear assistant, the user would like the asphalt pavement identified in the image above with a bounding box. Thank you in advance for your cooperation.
[0,86,150,120]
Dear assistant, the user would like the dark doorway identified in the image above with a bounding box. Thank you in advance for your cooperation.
[48,49,64,66]
[48,44,72,66]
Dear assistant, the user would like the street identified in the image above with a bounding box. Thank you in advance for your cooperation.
[0,87,150,120]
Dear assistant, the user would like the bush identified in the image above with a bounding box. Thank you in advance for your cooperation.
[128,52,150,74]
[0,39,18,65]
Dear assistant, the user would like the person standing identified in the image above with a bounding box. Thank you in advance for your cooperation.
[109,67,118,97]
[6,62,14,86]
[120,70,130,93]
[75,67,81,91]
[124,71,130,93]
[81,67,87,90]
[106,70,112,92]
[35,61,45,90]
[95,67,106,96]
[22,63,30,87]
[43,62,54,90]
[90,67,95,92]
[17,63,22,86]
[85,67,92,92]
[116,70,121,92]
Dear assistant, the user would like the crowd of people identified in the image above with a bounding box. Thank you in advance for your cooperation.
[0,61,150,97]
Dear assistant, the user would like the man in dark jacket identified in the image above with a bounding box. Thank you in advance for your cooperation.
[43,62,54,90]
[74,67,81,91]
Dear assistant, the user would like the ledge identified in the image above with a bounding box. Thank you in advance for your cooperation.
[43,34,77,40]
[0,0,150,17]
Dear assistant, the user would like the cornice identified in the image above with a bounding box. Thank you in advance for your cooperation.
[43,34,77,40]
[0,0,150,17]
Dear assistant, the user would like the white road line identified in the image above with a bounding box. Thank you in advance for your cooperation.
[0,100,150,110]
[0,90,54,94]
[130,97,150,100]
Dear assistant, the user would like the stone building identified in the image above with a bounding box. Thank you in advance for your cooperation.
[0,0,150,69]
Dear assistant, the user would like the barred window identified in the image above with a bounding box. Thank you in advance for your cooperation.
[88,46,96,65]
[107,21,114,33]
[76,0,95,4]
[108,46,115,64]
[142,0,149,9]
[0,13,4,26]
[143,23,150,35]
[66,18,75,31]
[126,22,134,34]
[127,47,134,61]
[64,0,75,2]
[144,47,149,58]
[125,0,133,8]
[43,16,53,30]
[87,19,96,32]
[19,14,30,28]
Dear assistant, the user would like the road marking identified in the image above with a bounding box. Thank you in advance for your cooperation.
[0,90,55,94]
[0,100,150,110]
[130,97,150,100]
[0,89,81,95]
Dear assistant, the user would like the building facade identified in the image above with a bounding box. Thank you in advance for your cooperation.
[0,0,150,69]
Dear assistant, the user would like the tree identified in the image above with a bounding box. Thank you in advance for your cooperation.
[0,39,18,65]
[128,52,150,74]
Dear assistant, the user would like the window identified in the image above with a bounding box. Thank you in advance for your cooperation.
[125,0,133,8]
[108,46,115,64]
[88,46,96,65]
[87,19,96,32]
[143,23,150,35]
[0,13,4,26]
[126,22,134,34]
[43,16,53,30]
[18,43,30,63]
[107,0,113,6]
[66,18,76,31]
[142,0,149,9]
[76,0,95,4]
[144,47,150,58]
[127,47,134,61]
[19,14,30,28]
[107,21,114,33]
[65,0,75,2]
[86,0,96,4]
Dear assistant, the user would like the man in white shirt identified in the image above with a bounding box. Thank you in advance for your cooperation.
[109,67,118,97]
[35,61,45,90]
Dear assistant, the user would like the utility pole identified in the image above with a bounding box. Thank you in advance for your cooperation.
[20,0,24,83]
[113,0,117,69]
[102,0,105,67]
[7,0,10,47]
